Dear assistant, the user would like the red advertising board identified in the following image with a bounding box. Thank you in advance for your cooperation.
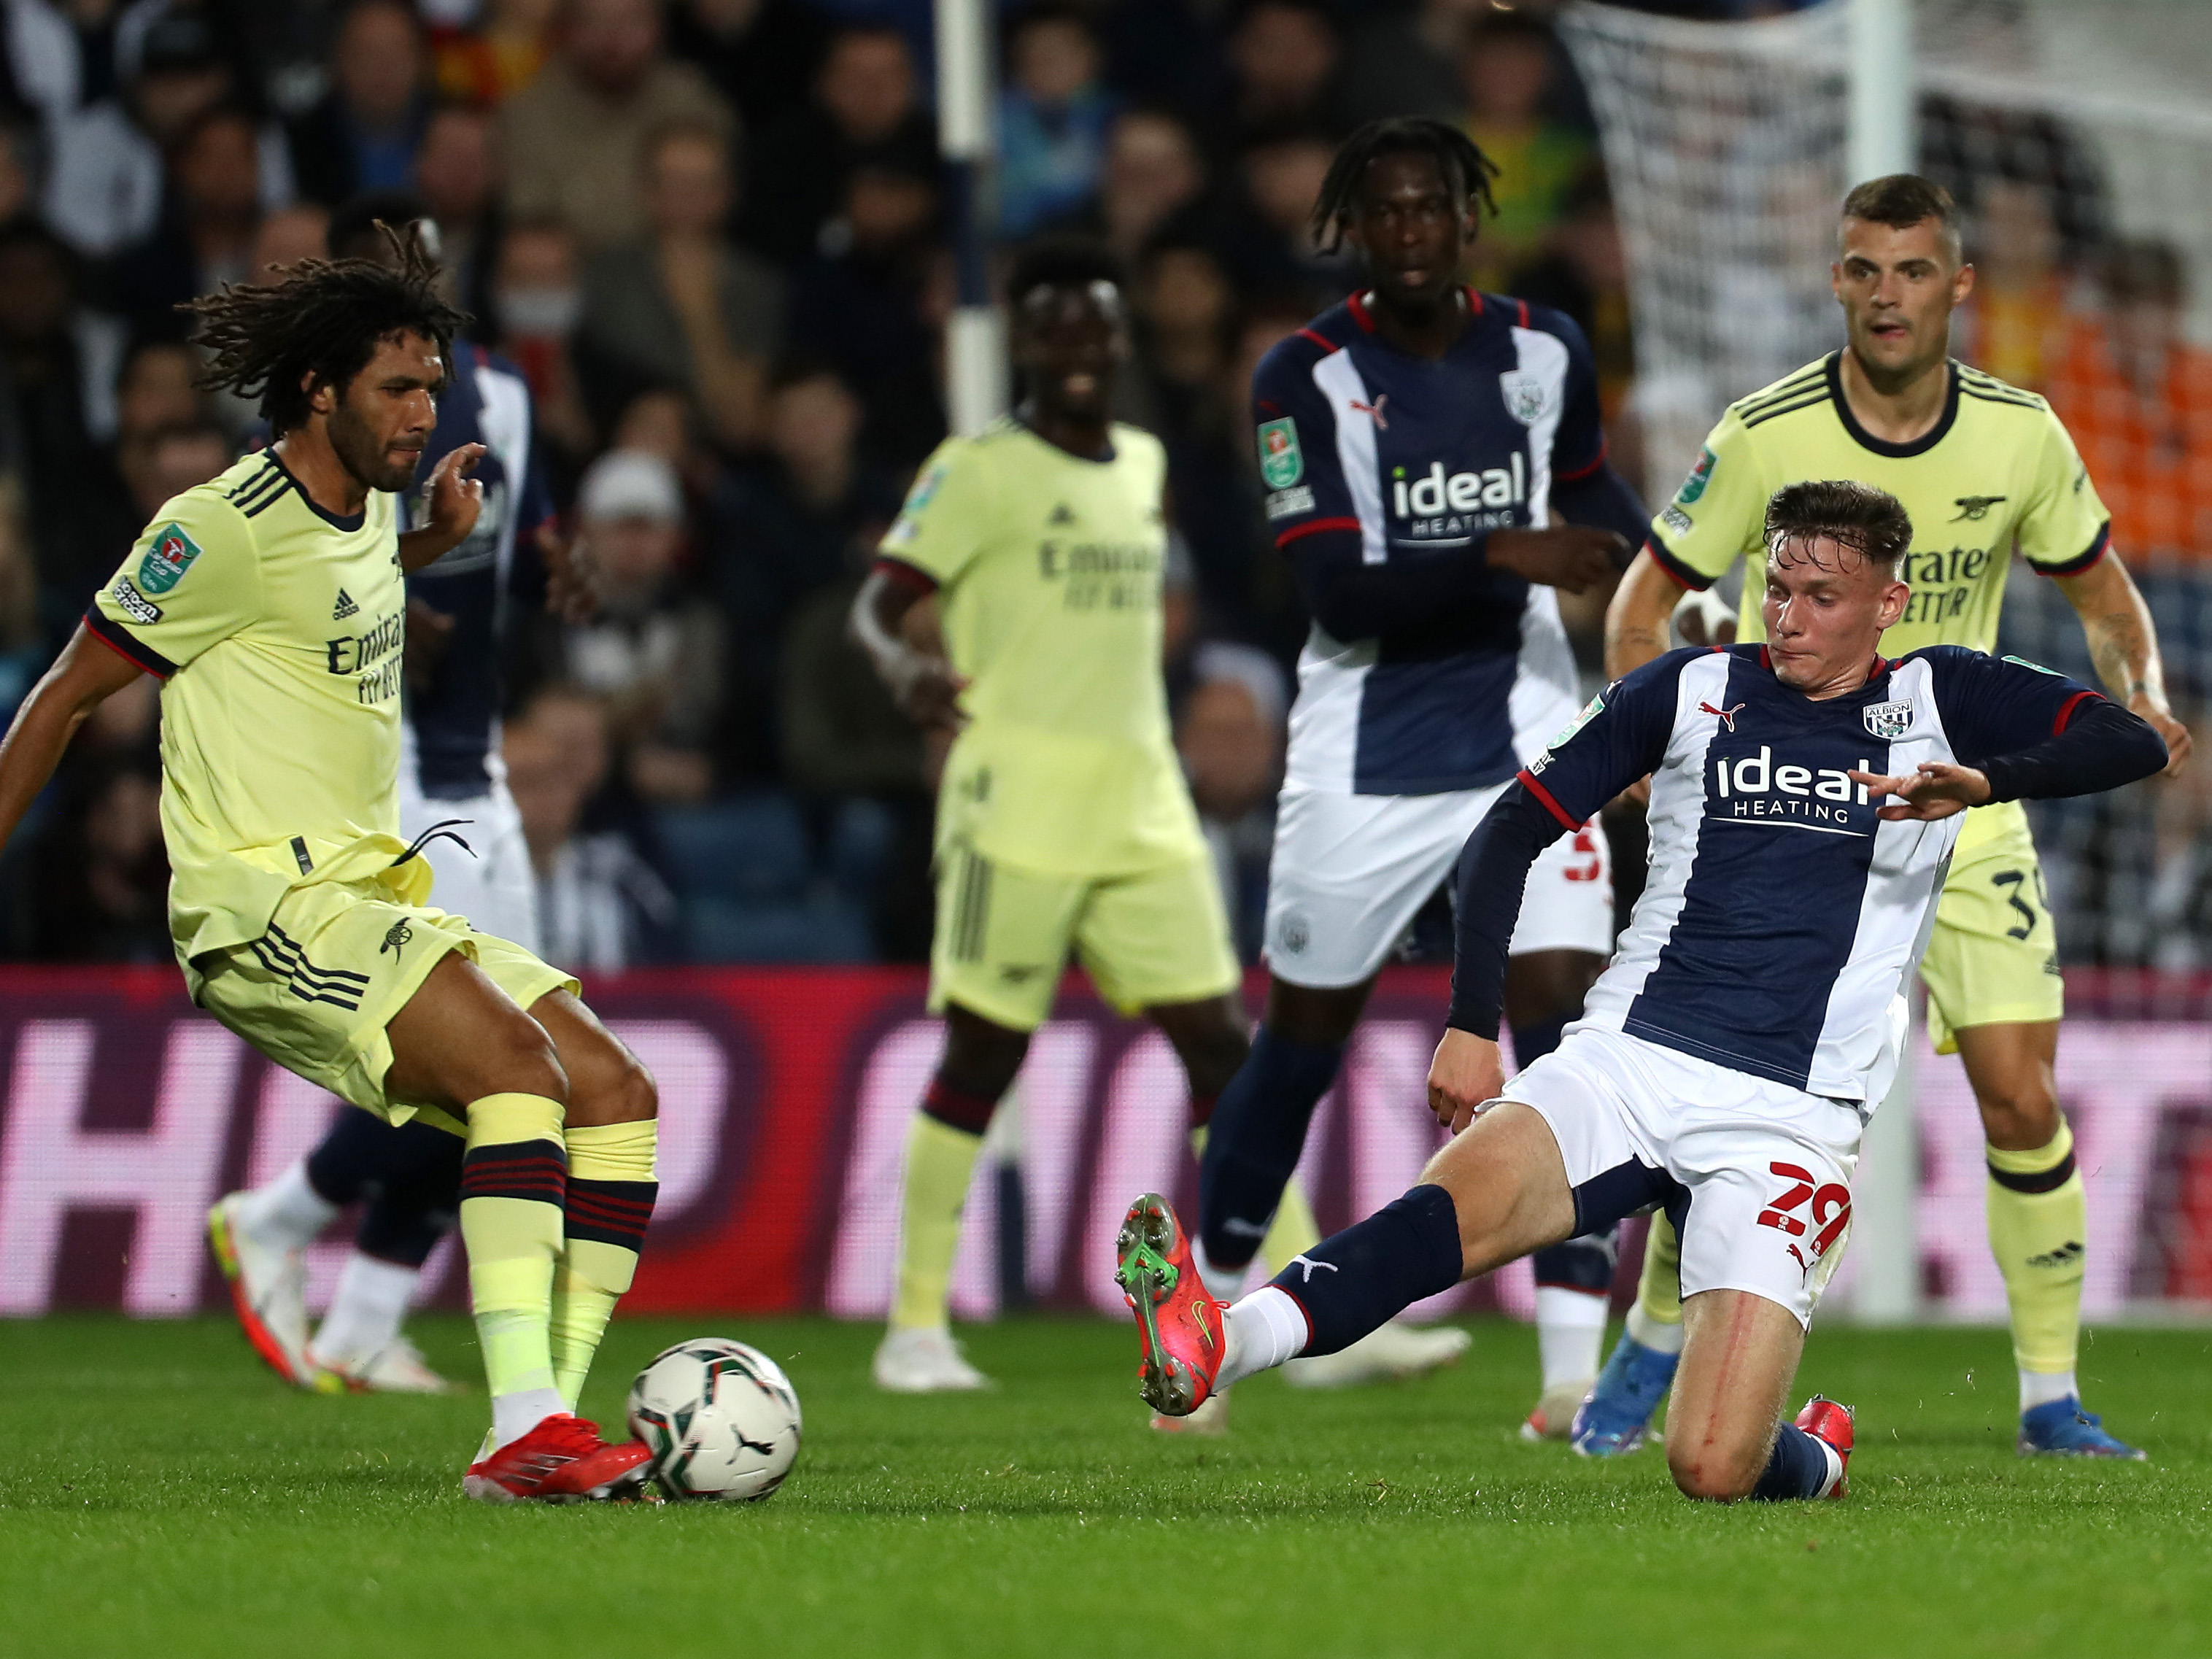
[0,966,2207,1320]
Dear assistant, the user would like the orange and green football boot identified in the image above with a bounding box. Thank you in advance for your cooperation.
[1114,1193,1225,1418]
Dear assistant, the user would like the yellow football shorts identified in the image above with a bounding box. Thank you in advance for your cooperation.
[929,843,1240,1032]
[1918,817,2065,1056]
[187,867,578,1134]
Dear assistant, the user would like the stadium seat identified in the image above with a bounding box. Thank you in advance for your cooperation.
[683,895,874,964]
[653,794,812,902]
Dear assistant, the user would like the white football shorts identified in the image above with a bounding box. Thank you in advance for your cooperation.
[398,766,543,956]
[1504,1025,1865,1328]
[1261,781,1615,988]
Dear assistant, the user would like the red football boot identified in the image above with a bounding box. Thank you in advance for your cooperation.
[463,1415,656,1504]
[1114,1194,1226,1418]
[1794,1395,1855,1498]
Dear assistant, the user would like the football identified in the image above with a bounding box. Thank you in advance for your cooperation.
[626,1338,803,1501]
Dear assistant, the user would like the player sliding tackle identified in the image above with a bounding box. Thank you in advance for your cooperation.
[1118,479,2167,1501]
[0,228,658,1503]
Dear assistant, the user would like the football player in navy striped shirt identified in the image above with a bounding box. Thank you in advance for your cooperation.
[1194,117,1650,1415]
[1120,480,2165,1500]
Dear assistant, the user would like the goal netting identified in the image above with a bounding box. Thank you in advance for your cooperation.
[1561,0,2212,1316]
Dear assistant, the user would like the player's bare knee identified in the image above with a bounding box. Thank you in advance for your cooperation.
[1668,1442,1757,1503]
[940,1005,1029,1104]
[1160,1003,1249,1098]
[480,1008,568,1106]
[1976,1080,2059,1151]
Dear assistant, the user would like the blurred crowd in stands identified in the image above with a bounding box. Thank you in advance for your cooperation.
[0,0,2205,980]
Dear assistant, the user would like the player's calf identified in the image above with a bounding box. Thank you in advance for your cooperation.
[1666,1288,1844,1501]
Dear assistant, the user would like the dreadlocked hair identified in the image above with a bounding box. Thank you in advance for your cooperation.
[185,221,469,435]
[1310,117,1500,255]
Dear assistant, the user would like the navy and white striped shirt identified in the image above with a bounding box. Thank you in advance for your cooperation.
[1253,290,1611,797]
[1453,644,2164,1101]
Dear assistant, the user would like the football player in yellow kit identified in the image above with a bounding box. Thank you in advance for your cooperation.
[0,229,659,1500]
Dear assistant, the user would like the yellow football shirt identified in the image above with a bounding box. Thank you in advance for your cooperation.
[88,450,412,965]
[1646,352,2111,853]
[879,417,1205,878]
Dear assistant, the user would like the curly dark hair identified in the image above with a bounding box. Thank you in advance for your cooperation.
[1310,117,1499,255]
[183,221,470,435]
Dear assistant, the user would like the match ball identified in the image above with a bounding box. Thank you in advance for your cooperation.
[626,1337,803,1501]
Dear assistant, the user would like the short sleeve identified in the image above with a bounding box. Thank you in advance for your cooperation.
[86,490,258,678]
[1251,341,1357,549]
[1644,410,1765,592]
[878,436,990,589]
[1519,650,1689,825]
[1545,312,1608,482]
[2017,406,2113,576]
[1922,645,2103,766]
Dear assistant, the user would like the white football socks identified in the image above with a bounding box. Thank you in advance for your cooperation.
[1534,1286,1609,1388]
[2019,1368,2078,1412]
[1813,1437,1845,1498]
[1191,1237,1250,1305]
[1626,1302,1687,1356]
[237,1159,340,1250]
[490,1383,571,1450]
[309,1252,419,1368]
[1215,1286,1309,1391]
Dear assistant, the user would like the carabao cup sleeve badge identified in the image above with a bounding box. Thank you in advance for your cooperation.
[138,522,203,595]
[1257,418,1304,489]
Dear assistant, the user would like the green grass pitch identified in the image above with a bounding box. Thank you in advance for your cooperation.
[4,1315,2209,1658]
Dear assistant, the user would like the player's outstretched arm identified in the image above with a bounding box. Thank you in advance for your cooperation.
[1431,784,1576,1131]
[2052,553,2192,776]
[848,567,967,732]
[0,625,145,848]
[1852,692,2167,821]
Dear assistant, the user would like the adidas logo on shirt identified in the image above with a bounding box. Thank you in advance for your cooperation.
[332,588,358,619]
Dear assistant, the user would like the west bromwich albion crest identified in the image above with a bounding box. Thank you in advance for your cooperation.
[1499,371,1550,427]
[1862,699,1914,740]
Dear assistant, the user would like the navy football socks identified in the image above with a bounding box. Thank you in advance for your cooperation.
[1261,1183,1465,1355]
[1199,1025,1345,1270]
[1513,1012,1623,1298]
[1508,1011,1571,1069]
[306,1110,464,1269]
[1751,1423,1832,1501]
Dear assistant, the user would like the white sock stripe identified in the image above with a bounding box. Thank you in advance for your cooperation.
[1816,1437,1844,1498]
[1217,1285,1310,1391]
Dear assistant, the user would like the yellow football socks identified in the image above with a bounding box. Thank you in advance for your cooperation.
[1626,1209,1686,1353]
[458,1092,567,1429]
[891,1113,986,1331]
[551,1118,660,1409]
[1987,1117,2086,1387]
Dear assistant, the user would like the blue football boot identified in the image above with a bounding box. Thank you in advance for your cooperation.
[2018,1396,2147,1460]
[1570,1330,1680,1457]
